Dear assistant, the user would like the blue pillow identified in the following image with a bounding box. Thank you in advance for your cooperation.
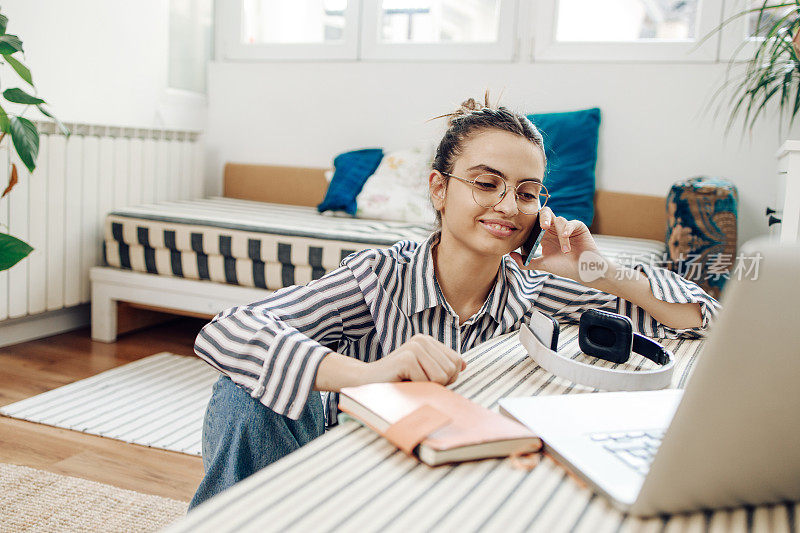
[527,108,601,226]
[317,148,384,215]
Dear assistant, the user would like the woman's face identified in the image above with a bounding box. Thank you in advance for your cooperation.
[430,129,546,259]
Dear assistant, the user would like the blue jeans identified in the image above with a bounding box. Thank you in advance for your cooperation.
[189,375,325,509]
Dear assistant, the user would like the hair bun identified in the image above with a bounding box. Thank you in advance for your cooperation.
[446,93,494,126]
[458,97,483,113]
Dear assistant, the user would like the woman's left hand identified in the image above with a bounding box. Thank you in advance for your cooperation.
[510,206,602,283]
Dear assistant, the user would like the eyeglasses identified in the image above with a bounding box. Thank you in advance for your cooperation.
[442,172,549,215]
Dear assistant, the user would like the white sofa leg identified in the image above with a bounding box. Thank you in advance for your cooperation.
[91,281,118,342]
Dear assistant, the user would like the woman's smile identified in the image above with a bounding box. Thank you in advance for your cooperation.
[479,218,520,238]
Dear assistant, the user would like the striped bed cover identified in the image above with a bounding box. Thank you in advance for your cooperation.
[166,329,797,532]
[103,198,668,290]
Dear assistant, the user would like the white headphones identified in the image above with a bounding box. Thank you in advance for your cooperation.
[519,309,675,391]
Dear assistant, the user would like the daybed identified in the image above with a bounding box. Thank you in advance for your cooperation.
[90,163,668,342]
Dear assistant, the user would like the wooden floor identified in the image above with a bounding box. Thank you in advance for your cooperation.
[0,317,209,502]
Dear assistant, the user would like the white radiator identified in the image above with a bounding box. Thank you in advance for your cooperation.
[0,122,203,322]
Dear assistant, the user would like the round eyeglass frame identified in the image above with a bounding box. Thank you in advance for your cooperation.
[441,172,549,215]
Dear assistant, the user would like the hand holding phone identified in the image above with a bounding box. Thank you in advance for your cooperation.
[520,215,545,267]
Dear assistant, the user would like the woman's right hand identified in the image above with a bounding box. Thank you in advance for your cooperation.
[365,334,466,386]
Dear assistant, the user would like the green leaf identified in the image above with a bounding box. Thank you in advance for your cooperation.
[0,34,22,55]
[10,116,38,172]
[3,87,44,105]
[749,79,783,130]
[0,14,8,36]
[5,55,32,86]
[0,232,34,271]
[0,103,10,133]
[37,105,70,137]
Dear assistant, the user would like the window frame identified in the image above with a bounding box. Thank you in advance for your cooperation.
[359,0,519,62]
[216,0,361,61]
[531,0,725,63]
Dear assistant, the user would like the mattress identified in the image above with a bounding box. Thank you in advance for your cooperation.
[103,197,667,290]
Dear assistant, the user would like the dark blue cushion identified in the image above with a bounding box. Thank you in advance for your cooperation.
[527,108,601,226]
[317,148,384,215]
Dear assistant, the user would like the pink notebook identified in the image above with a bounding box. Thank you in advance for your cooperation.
[339,382,541,466]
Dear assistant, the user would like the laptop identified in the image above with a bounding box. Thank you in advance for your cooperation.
[499,239,800,516]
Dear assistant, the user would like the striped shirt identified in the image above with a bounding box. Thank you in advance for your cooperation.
[194,232,720,424]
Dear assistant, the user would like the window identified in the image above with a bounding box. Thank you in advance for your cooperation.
[378,0,499,43]
[218,0,518,61]
[217,0,741,62]
[242,0,347,44]
[217,0,360,60]
[555,0,699,41]
[532,0,724,62]
[361,0,517,60]
[746,1,794,38]
[718,0,796,62]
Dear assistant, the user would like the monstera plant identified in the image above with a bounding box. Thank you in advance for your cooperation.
[0,8,68,272]
[704,1,800,136]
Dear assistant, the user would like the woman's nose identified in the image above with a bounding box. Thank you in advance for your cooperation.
[494,189,519,215]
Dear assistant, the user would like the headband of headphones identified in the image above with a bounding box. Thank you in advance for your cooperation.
[520,309,675,391]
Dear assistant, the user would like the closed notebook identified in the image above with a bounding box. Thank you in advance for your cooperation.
[338,381,542,466]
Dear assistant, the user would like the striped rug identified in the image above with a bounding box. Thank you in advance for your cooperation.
[0,353,217,456]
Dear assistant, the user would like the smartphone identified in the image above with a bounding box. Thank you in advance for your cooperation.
[520,214,545,266]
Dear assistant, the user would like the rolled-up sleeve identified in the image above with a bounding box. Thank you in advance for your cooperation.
[194,265,372,420]
[532,265,721,339]
[633,263,720,338]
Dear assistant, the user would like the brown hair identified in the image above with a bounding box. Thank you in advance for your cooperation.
[430,92,547,225]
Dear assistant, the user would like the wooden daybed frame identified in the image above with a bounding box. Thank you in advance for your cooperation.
[89,164,667,342]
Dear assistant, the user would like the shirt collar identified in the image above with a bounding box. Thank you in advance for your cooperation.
[401,232,509,324]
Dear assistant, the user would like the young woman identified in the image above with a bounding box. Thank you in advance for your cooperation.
[188,98,720,508]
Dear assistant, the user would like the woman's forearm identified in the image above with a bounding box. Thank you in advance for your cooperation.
[589,260,703,329]
[314,352,372,392]
[314,336,466,392]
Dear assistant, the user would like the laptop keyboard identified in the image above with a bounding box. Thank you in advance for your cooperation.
[589,429,665,475]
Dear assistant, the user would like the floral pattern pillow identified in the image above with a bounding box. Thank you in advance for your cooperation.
[355,147,437,226]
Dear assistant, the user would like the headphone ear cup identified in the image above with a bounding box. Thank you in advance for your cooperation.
[579,309,634,364]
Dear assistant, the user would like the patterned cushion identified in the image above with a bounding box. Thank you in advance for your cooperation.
[355,147,437,225]
[666,176,738,298]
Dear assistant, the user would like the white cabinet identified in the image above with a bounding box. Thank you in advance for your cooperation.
[775,141,800,242]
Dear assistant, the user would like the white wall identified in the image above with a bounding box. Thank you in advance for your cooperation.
[205,60,800,245]
[2,0,204,130]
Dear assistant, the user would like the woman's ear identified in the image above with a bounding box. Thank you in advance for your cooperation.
[429,171,447,212]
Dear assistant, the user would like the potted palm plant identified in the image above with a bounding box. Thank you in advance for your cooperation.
[0,7,68,272]
[705,1,800,135]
